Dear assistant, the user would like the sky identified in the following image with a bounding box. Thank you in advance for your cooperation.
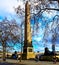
[0,0,59,52]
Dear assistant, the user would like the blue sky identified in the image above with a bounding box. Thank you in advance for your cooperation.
[0,0,59,52]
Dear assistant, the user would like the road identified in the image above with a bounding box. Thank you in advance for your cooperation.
[0,59,59,65]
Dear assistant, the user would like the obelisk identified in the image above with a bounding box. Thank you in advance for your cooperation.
[22,1,35,59]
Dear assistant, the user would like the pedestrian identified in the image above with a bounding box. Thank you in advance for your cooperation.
[35,55,39,62]
[53,56,56,64]
[17,55,21,62]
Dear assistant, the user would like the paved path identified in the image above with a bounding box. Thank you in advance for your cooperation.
[19,60,59,65]
[0,59,59,65]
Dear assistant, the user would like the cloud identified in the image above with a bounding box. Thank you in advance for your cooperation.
[0,0,24,19]
[0,0,15,13]
[0,0,25,23]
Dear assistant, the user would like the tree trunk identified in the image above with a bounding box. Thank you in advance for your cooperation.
[3,42,6,61]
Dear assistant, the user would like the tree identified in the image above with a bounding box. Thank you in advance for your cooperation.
[43,15,59,52]
[0,18,21,61]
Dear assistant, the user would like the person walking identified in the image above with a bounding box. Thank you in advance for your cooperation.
[35,54,39,62]
[17,55,21,62]
[53,56,56,64]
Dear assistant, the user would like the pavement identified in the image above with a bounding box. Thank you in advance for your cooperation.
[0,59,59,65]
